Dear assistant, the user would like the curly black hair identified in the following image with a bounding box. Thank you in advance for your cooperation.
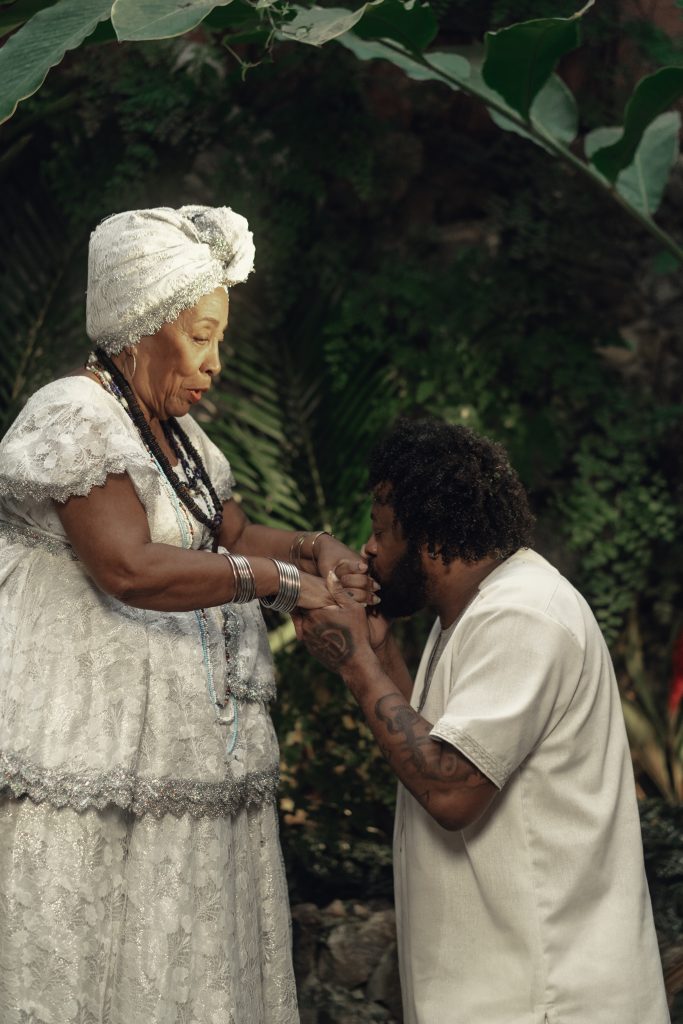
[368,417,535,564]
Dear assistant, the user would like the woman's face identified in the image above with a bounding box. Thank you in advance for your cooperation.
[132,287,229,420]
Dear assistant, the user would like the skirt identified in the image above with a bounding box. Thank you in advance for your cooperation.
[0,794,299,1024]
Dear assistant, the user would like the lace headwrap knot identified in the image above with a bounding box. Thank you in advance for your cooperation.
[86,205,255,355]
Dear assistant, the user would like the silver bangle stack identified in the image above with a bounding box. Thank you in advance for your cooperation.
[222,552,257,603]
[259,559,301,614]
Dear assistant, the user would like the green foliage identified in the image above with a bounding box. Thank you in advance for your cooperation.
[0,0,111,124]
[560,407,678,645]
[589,67,683,183]
[641,799,683,945]
[640,800,683,1020]
[111,0,234,41]
[2,12,682,911]
[586,111,681,218]
[273,640,397,901]
[482,2,591,119]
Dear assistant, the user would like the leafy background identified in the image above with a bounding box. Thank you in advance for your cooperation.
[2,0,683,1007]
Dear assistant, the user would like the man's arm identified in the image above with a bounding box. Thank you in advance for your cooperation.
[297,582,498,832]
[371,629,414,703]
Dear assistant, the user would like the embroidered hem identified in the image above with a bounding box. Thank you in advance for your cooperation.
[0,453,159,507]
[429,722,508,789]
[0,751,280,819]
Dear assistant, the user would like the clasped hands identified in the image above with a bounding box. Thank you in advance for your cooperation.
[293,557,389,676]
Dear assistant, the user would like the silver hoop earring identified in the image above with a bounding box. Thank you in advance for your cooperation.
[127,348,137,381]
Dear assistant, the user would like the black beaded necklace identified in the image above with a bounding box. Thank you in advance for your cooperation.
[93,347,224,551]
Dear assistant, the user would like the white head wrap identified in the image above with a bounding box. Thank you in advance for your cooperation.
[86,205,255,354]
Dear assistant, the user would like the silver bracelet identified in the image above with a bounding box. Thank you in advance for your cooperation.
[221,552,256,603]
[310,530,333,565]
[260,559,301,614]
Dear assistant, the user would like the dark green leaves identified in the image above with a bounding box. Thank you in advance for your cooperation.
[280,0,436,51]
[482,0,594,119]
[353,0,436,55]
[586,112,681,217]
[111,0,232,41]
[0,0,112,125]
[589,67,683,182]
[0,0,57,38]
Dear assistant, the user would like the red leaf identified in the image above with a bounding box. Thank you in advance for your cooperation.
[668,629,683,717]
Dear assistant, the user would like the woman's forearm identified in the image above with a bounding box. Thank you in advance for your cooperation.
[98,543,280,612]
[232,523,317,572]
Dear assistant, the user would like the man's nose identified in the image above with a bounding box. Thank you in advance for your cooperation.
[364,535,378,557]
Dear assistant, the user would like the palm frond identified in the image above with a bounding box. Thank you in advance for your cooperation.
[201,279,399,546]
[0,188,82,434]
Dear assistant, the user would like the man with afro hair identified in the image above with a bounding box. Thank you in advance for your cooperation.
[295,417,668,1024]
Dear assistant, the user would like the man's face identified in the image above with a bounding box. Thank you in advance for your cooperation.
[364,496,429,619]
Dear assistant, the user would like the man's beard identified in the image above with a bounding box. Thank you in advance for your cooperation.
[368,543,429,619]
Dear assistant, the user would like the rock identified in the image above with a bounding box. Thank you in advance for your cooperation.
[367,943,403,1022]
[324,899,347,918]
[319,910,397,989]
[292,903,324,928]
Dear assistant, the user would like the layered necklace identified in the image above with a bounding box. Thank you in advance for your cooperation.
[87,348,224,551]
[86,349,241,755]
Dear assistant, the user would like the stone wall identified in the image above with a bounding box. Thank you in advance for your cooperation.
[292,900,403,1024]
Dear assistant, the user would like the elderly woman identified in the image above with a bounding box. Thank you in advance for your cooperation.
[0,206,376,1024]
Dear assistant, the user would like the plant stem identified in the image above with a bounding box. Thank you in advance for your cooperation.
[380,41,683,265]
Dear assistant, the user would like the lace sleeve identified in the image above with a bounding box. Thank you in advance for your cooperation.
[179,414,236,502]
[0,377,158,508]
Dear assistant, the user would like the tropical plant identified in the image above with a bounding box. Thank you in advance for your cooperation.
[1,0,683,265]
[1,3,682,970]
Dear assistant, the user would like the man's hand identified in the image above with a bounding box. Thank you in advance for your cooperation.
[294,571,497,832]
[334,557,381,608]
[293,571,378,675]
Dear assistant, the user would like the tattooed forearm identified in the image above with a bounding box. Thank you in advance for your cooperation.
[303,622,356,672]
[374,693,489,798]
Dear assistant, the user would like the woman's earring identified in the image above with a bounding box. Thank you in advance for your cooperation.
[127,347,137,381]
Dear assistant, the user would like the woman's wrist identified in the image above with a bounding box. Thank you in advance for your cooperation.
[288,530,340,573]
[219,550,281,601]
[315,535,360,577]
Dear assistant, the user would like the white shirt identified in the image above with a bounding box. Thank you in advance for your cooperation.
[394,549,669,1024]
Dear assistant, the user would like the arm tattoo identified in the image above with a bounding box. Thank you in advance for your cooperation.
[304,622,355,672]
[374,693,489,806]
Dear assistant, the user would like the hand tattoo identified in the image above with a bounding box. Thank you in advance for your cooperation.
[304,622,355,673]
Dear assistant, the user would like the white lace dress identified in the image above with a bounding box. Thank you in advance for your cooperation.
[0,377,299,1024]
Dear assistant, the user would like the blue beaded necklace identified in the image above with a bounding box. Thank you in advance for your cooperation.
[87,352,239,757]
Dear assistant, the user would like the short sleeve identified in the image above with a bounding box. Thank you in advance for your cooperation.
[430,603,582,789]
[0,378,158,509]
[178,414,236,502]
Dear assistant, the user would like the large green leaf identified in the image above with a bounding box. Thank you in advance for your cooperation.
[589,67,683,183]
[338,36,577,146]
[0,0,56,37]
[586,111,681,218]
[482,0,594,119]
[278,4,376,47]
[490,71,578,146]
[353,0,436,55]
[0,0,112,125]
[111,0,234,41]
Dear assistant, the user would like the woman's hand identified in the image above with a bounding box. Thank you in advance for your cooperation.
[297,571,337,610]
[314,535,364,579]
[297,563,379,610]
